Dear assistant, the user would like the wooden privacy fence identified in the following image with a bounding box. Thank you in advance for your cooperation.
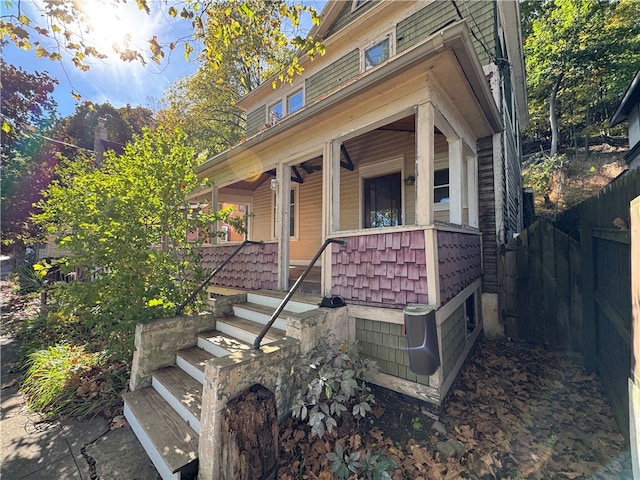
[501,219,582,351]
[500,167,639,444]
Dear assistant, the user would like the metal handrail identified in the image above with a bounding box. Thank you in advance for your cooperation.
[251,237,347,352]
[175,239,265,315]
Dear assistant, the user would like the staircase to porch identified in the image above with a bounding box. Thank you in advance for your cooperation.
[122,289,321,480]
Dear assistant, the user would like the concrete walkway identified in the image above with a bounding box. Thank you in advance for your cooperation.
[0,334,161,479]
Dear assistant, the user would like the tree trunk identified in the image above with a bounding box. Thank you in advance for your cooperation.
[584,103,591,158]
[549,73,563,157]
[220,384,278,480]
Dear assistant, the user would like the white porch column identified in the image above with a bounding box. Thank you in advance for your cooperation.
[467,153,479,228]
[448,138,463,225]
[210,183,219,244]
[321,140,341,296]
[416,102,435,225]
[275,163,291,291]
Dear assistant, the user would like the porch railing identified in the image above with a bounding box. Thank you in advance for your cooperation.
[175,239,265,315]
[251,238,346,352]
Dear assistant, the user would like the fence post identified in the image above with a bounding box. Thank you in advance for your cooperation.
[581,210,597,373]
[629,195,640,478]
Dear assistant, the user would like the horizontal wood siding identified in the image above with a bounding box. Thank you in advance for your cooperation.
[198,242,278,290]
[396,1,496,66]
[246,105,266,137]
[292,169,323,260]
[477,135,498,293]
[396,2,457,53]
[305,49,360,104]
[325,0,378,38]
[331,230,428,309]
[250,179,273,242]
[437,230,482,304]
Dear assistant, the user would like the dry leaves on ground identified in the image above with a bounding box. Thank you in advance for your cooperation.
[279,338,631,480]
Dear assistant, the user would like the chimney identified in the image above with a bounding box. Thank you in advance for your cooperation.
[94,117,108,166]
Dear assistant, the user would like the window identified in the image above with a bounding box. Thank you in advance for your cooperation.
[363,35,391,71]
[363,172,402,228]
[273,188,297,238]
[352,0,369,10]
[434,168,450,205]
[287,90,303,114]
[268,101,282,125]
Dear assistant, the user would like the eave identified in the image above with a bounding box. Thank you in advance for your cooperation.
[197,20,503,175]
[611,68,640,127]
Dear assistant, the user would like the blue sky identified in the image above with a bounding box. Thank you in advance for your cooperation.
[5,0,326,118]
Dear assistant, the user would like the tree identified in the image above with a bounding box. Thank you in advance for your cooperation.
[1,57,59,245]
[32,127,235,357]
[0,0,323,84]
[524,0,640,156]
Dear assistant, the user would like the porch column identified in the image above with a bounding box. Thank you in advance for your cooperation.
[275,163,291,291]
[416,102,435,225]
[321,140,341,296]
[210,183,219,244]
[467,153,479,228]
[448,138,463,225]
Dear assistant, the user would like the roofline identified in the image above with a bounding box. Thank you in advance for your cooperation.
[610,67,640,127]
[197,20,503,173]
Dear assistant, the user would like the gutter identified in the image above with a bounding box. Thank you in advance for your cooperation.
[197,20,503,174]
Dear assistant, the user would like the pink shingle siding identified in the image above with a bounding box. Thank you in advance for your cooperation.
[437,231,482,303]
[198,242,278,290]
[331,230,428,309]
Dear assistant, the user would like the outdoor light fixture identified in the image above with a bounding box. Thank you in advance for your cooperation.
[404,175,416,186]
[270,178,279,190]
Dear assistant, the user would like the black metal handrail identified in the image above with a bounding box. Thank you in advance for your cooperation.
[251,237,347,352]
[175,239,265,315]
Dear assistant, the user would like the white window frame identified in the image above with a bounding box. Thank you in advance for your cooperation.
[287,89,304,115]
[433,168,450,212]
[361,32,395,72]
[351,0,370,11]
[272,184,299,240]
[266,87,305,125]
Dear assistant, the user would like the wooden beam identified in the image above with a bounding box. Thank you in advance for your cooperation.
[340,144,355,171]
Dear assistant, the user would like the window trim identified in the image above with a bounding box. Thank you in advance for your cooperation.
[272,184,299,240]
[287,89,304,115]
[433,168,450,212]
[268,101,283,125]
[266,87,305,125]
[351,0,370,11]
[361,32,395,72]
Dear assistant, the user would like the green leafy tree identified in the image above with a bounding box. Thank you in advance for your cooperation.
[524,0,640,156]
[1,0,322,84]
[32,127,232,358]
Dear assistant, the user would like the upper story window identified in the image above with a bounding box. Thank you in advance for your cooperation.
[362,34,393,71]
[267,89,305,125]
[287,90,304,114]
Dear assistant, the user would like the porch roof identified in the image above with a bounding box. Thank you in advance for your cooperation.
[197,20,503,177]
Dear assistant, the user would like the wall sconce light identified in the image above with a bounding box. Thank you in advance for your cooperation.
[404,175,415,186]
[270,178,279,190]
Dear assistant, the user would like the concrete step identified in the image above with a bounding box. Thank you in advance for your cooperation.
[152,367,202,434]
[247,291,320,313]
[196,330,253,357]
[176,346,214,384]
[123,388,198,480]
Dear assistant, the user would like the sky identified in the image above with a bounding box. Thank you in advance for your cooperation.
[4,0,326,118]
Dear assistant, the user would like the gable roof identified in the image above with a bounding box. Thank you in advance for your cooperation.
[610,67,640,127]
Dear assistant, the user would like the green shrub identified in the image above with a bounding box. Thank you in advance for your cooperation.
[291,334,378,438]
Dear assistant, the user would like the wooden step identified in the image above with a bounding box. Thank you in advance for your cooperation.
[196,330,253,357]
[214,316,285,345]
[152,367,202,434]
[123,388,198,480]
[176,347,214,384]
[232,302,290,330]
[247,291,321,313]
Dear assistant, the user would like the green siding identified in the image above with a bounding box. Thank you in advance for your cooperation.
[440,305,466,380]
[305,49,360,104]
[355,318,430,386]
[325,0,379,38]
[396,1,497,66]
[246,105,266,137]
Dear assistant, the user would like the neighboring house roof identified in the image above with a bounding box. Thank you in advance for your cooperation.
[98,139,125,156]
[610,67,640,127]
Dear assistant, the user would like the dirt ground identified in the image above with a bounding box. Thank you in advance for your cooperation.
[279,338,632,479]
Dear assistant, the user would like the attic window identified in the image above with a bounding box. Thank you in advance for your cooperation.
[287,90,303,114]
[269,101,282,125]
[362,34,393,71]
[352,0,370,10]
